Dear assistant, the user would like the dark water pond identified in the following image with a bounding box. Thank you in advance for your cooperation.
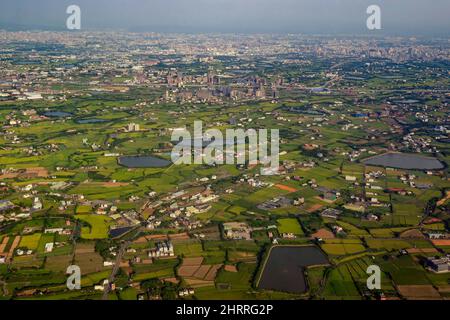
[76,118,108,124]
[362,153,444,170]
[43,111,72,118]
[118,155,171,168]
[258,246,329,294]
[395,99,419,104]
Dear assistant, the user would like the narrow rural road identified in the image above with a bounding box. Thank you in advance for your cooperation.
[0,279,8,296]
[102,241,130,300]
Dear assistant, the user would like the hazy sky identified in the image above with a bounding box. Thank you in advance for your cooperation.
[1,0,449,35]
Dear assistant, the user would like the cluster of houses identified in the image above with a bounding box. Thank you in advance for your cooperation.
[148,241,175,258]
[402,132,437,153]
[145,186,220,231]
[0,200,14,215]
[178,288,195,297]
[16,248,33,256]
[45,227,72,236]
[281,233,297,239]
[237,174,272,188]
[223,222,252,240]
[399,174,433,190]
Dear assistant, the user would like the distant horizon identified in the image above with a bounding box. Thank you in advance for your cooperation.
[0,27,449,39]
[0,0,449,36]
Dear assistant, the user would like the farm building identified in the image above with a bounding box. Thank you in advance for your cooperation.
[426,256,450,273]
[223,222,252,240]
[320,208,342,219]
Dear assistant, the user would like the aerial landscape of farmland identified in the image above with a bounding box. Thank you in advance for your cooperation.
[0,0,449,305]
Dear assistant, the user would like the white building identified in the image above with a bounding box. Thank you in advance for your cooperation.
[45,243,54,253]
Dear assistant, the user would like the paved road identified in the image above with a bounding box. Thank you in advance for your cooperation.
[102,241,130,300]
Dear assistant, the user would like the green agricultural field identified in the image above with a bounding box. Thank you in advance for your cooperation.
[322,255,394,299]
[365,239,411,251]
[45,255,73,272]
[173,240,204,257]
[75,215,112,239]
[227,205,247,215]
[277,218,304,236]
[76,205,92,214]
[132,268,175,282]
[203,240,260,253]
[119,287,138,300]
[194,263,257,300]
[19,233,42,250]
[81,270,112,286]
[336,221,370,237]
[368,227,411,238]
[423,223,446,231]
[321,243,366,256]
[322,265,361,299]
[377,255,431,286]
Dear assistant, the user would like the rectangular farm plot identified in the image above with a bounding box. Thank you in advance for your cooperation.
[365,239,412,251]
[75,252,108,275]
[193,265,212,279]
[432,240,450,246]
[19,233,42,250]
[397,285,441,300]
[11,255,45,269]
[178,265,201,277]
[182,257,204,266]
[173,240,204,257]
[277,218,304,236]
[75,214,112,240]
[184,278,217,288]
[336,221,369,237]
[274,184,298,193]
[8,236,21,258]
[45,255,73,272]
[74,243,107,275]
[227,250,257,263]
[178,256,221,287]
[321,243,365,255]
[75,243,96,254]
[205,265,222,281]
[0,236,9,253]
